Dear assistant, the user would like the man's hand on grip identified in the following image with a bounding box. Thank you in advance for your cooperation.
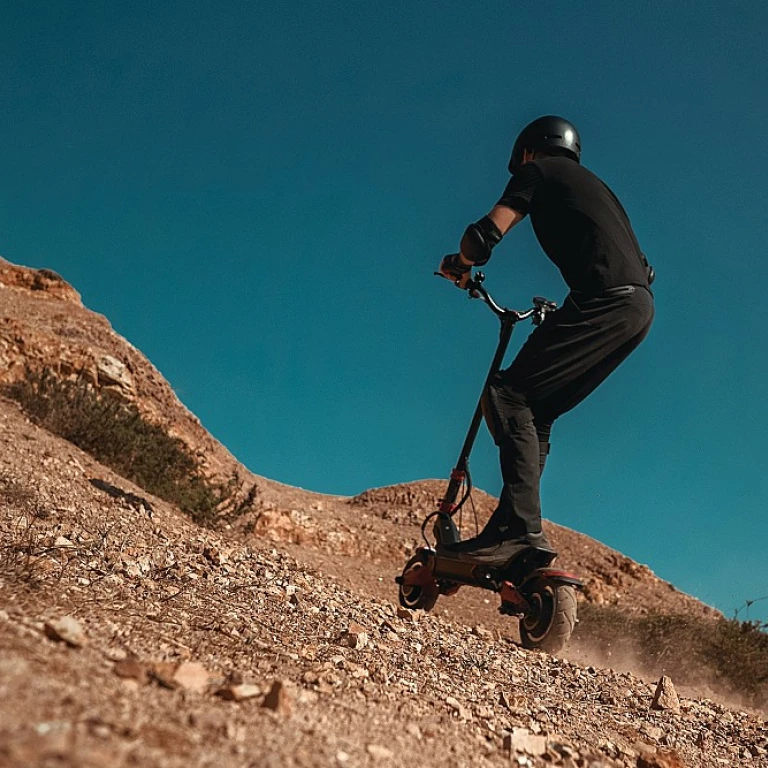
[438,253,472,288]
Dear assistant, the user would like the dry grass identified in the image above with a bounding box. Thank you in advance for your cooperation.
[578,603,768,709]
[3,368,256,527]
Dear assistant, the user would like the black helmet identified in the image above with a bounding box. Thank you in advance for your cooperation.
[509,115,581,172]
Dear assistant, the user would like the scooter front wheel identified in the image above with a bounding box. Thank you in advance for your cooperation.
[519,578,577,654]
[398,551,439,612]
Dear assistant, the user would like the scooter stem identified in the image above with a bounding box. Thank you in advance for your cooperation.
[438,309,518,515]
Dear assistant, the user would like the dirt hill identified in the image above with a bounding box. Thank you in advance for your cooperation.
[0,257,765,767]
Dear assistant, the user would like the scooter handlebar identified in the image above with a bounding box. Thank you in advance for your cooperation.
[434,270,556,324]
[465,272,556,325]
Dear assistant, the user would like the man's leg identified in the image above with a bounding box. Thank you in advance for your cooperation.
[474,290,653,549]
[506,288,655,416]
[451,384,551,554]
[535,420,552,475]
[442,290,653,564]
[496,419,542,540]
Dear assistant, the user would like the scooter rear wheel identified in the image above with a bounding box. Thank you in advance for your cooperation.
[398,552,439,612]
[519,578,577,654]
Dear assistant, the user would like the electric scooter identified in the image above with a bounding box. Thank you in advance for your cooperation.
[395,273,582,654]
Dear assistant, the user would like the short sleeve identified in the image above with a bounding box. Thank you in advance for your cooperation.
[497,162,543,214]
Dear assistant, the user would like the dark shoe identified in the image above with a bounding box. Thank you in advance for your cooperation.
[439,530,556,567]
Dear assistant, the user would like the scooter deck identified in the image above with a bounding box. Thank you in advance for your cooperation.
[431,545,558,588]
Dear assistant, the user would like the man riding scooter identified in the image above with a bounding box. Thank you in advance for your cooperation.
[438,115,655,567]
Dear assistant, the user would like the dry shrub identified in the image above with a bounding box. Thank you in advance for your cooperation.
[0,473,37,512]
[4,367,254,526]
[578,603,768,709]
[0,474,43,584]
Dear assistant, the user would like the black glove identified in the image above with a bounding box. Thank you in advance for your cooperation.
[439,253,471,279]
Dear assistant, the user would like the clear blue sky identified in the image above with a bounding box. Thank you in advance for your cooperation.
[2,1,767,623]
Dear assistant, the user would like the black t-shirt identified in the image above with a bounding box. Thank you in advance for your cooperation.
[497,157,649,294]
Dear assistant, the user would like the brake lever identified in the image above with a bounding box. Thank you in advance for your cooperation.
[434,270,469,289]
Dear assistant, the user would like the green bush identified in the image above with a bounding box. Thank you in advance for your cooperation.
[578,603,768,708]
[4,367,247,526]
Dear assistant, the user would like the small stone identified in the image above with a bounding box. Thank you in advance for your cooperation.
[405,723,422,739]
[444,695,471,720]
[366,744,394,760]
[299,645,317,661]
[636,747,686,768]
[150,662,179,689]
[172,662,210,693]
[599,738,619,757]
[640,725,665,741]
[503,727,548,757]
[113,659,148,684]
[122,560,143,579]
[203,546,224,565]
[97,355,133,391]
[216,684,261,701]
[345,623,368,650]
[651,676,681,713]
[104,648,128,661]
[44,616,87,648]
[445,696,462,710]
[262,680,291,716]
[550,742,577,759]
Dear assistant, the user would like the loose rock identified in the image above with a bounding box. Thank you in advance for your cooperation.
[150,662,179,689]
[172,662,210,693]
[366,744,394,761]
[636,746,686,768]
[113,659,148,684]
[344,623,368,650]
[651,676,681,713]
[504,727,548,756]
[217,684,262,702]
[149,661,209,693]
[43,616,87,648]
[262,680,291,717]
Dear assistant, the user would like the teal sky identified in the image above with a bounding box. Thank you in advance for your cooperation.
[2,2,767,624]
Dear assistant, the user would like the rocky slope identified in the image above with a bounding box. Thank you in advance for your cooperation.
[0,257,718,621]
[0,258,765,767]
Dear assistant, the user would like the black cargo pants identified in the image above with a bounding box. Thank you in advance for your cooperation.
[483,285,655,539]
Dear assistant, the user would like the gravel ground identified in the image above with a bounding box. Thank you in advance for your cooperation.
[0,398,765,768]
[1,260,766,767]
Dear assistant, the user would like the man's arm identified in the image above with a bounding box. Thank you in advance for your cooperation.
[438,204,526,286]
[485,204,525,237]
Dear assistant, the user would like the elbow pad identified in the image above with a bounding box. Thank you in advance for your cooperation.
[460,216,503,266]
